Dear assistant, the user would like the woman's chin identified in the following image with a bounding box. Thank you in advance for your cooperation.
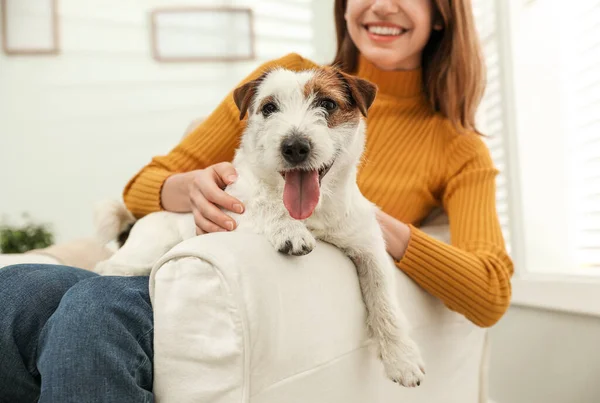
[359,48,420,71]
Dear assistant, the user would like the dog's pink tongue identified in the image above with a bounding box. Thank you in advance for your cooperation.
[283,169,320,220]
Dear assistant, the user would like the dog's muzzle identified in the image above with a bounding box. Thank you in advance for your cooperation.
[281,137,311,165]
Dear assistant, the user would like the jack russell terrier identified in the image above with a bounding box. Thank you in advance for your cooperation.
[95,65,425,387]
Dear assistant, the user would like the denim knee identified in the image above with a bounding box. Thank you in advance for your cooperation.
[0,263,99,335]
[0,263,98,294]
[50,275,153,340]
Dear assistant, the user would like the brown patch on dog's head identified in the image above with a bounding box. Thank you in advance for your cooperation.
[304,67,377,128]
[233,72,269,120]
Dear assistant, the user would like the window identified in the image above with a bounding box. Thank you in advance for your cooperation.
[473,0,600,275]
[471,0,600,315]
[566,0,600,270]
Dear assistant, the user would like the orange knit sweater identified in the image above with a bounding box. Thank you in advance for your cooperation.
[123,53,514,327]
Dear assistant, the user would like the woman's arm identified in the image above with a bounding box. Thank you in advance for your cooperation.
[384,134,514,328]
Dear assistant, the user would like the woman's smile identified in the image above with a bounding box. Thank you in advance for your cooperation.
[363,21,409,43]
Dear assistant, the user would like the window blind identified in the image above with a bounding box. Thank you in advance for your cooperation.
[472,0,512,254]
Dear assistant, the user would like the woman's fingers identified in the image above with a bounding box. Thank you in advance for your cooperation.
[212,162,239,188]
[201,179,245,215]
[188,163,245,234]
[195,193,237,231]
[192,202,227,234]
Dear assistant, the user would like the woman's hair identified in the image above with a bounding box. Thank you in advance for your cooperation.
[332,0,486,134]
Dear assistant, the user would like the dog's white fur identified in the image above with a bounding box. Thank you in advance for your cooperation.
[95,67,425,386]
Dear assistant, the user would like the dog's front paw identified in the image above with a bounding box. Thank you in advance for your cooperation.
[270,225,316,256]
[381,337,425,388]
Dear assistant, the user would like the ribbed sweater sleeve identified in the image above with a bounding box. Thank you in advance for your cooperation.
[396,133,514,327]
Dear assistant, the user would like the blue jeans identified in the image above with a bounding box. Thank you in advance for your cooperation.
[0,264,153,402]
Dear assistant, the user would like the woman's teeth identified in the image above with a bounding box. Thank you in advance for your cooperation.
[367,25,404,36]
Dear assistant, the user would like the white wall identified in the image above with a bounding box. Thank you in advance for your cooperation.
[0,0,317,242]
[489,307,600,403]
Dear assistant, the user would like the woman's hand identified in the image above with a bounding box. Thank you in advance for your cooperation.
[161,162,245,235]
[375,209,411,262]
[188,162,245,235]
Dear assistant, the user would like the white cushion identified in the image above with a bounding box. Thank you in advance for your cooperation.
[0,253,60,269]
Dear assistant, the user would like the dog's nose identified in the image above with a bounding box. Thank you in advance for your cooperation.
[281,137,311,164]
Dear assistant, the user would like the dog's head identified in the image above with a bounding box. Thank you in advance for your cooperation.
[233,66,377,220]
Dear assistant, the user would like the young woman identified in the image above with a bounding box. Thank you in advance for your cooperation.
[0,1,513,401]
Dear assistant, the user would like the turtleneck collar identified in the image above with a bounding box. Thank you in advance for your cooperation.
[355,53,424,99]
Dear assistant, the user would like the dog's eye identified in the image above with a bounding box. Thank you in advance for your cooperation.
[261,102,278,117]
[319,99,337,112]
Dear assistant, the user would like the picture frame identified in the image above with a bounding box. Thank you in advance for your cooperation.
[1,0,60,55]
[150,6,256,63]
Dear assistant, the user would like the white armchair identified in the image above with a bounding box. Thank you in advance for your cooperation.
[149,215,490,403]
[0,206,490,402]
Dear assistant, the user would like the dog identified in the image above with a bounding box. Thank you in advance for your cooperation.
[94,65,425,387]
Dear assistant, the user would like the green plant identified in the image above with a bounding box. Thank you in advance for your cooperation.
[0,214,55,253]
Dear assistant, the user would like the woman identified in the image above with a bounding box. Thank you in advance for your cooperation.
[0,0,513,401]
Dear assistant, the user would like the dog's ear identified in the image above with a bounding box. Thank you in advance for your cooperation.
[233,71,270,120]
[338,72,378,118]
[233,79,259,120]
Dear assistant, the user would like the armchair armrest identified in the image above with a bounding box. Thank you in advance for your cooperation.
[149,231,487,403]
